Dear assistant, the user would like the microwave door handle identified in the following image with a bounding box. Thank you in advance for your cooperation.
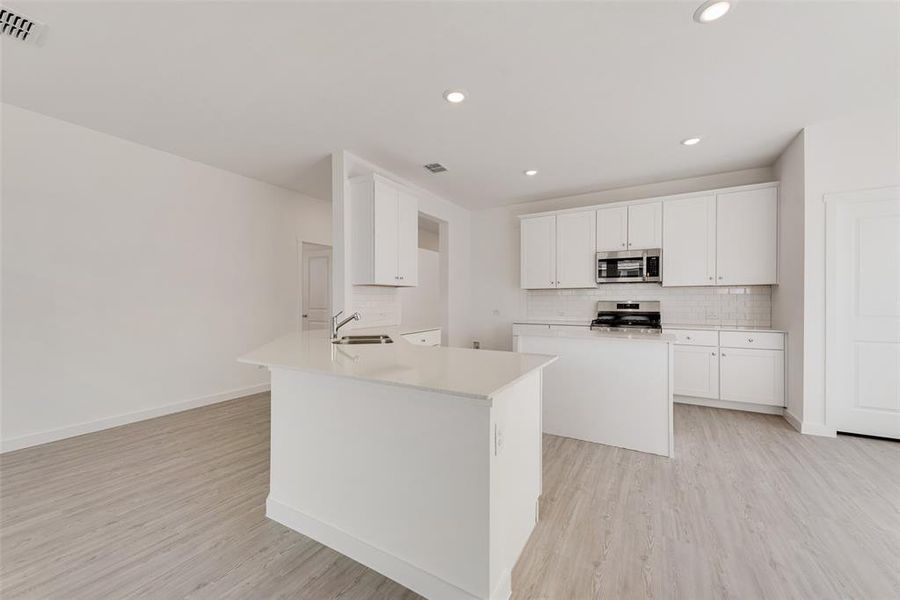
[642,253,648,281]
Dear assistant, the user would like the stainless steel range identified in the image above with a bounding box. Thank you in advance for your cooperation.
[589,300,662,333]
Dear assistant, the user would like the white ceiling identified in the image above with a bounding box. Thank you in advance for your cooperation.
[2,1,897,209]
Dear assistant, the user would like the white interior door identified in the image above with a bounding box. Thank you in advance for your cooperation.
[302,245,332,330]
[826,187,900,439]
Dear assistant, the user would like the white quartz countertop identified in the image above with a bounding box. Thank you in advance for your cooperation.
[662,323,787,333]
[513,322,675,343]
[239,326,557,402]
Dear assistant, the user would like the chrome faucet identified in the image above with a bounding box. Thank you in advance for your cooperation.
[331,310,360,339]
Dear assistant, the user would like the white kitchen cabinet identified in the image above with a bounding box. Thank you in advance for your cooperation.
[673,345,719,399]
[716,187,778,285]
[627,202,662,250]
[521,215,557,289]
[662,195,717,286]
[351,174,418,287]
[521,212,595,289]
[719,347,785,406]
[596,206,628,251]
[397,189,419,286]
[556,211,597,288]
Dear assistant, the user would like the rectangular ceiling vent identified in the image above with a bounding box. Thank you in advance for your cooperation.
[424,163,447,174]
[0,6,45,44]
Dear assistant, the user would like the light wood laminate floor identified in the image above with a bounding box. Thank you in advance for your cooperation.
[2,395,898,599]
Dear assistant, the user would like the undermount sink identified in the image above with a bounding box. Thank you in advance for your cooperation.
[332,335,394,345]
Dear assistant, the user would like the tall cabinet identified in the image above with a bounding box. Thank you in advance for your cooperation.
[350,173,418,287]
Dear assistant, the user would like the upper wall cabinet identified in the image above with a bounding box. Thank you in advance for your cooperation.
[716,187,777,286]
[351,173,418,287]
[521,211,595,289]
[663,186,778,286]
[596,202,662,251]
[596,206,628,251]
[663,195,717,286]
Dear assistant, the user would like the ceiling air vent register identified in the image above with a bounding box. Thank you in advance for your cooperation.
[0,6,44,44]
[424,163,448,174]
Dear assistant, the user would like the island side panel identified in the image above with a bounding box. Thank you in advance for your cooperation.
[266,368,493,600]
[517,335,673,457]
[488,369,543,600]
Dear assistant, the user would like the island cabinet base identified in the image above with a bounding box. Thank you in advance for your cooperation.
[266,367,544,600]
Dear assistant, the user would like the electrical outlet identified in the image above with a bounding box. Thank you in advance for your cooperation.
[494,423,504,456]
[473,341,481,349]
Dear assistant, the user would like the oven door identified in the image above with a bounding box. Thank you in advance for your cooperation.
[596,250,646,283]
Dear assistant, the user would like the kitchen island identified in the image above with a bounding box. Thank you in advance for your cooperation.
[239,327,556,600]
[513,321,675,457]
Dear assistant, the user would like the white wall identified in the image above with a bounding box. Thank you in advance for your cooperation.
[331,151,473,347]
[399,249,442,329]
[772,131,806,423]
[470,167,776,350]
[800,102,900,431]
[1,104,331,450]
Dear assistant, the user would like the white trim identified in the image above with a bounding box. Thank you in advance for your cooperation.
[674,395,784,415]
[1,383,271,453]
[783,408,803,432]
[266,497,485,600]
[518,181,779,219]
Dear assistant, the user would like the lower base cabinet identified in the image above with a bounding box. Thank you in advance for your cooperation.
[668,328,785,409]
[673,345,719,399]
[719,347,784,406]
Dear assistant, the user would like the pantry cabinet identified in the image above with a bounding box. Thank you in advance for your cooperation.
[351,173,418,286]
[521,211,595,289]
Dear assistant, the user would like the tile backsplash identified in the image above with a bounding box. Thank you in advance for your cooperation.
[526,284,772,327]
[352,286,401,327]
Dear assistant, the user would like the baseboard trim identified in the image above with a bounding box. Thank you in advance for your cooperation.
[783,409,803,432]
[266,497,484,600]
[675,395,783,415]
[1,383,271,453]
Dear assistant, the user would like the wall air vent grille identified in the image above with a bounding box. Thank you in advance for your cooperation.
[424,163,447,174]
[0,6,44,44]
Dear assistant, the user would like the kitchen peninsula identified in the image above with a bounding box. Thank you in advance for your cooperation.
[239,327,556,600]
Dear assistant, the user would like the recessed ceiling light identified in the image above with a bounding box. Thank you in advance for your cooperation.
[443,90,466,104]
[681,137,702,146]
[524,169,538,176]
[693,0,731,24]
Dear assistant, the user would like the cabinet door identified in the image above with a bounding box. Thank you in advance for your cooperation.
[662,195,716,286]
[555,211,596,288]
[372,179,400,285]
[521,216,557,289]
[627,202,662,250]
[716,187,778,285]
[673,345,719,399]
[596,206,628,251]
[396,189,418,286]
[719,348,784,406]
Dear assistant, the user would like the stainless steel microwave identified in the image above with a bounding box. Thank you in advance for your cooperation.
[596,249,662,283]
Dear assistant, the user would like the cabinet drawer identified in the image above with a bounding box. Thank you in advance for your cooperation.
[719,331,784,350]
[664,329,719,346]
[403,329,442,346]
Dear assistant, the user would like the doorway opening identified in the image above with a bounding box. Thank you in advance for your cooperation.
[398,213,449,341]
[299,241,332,331]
